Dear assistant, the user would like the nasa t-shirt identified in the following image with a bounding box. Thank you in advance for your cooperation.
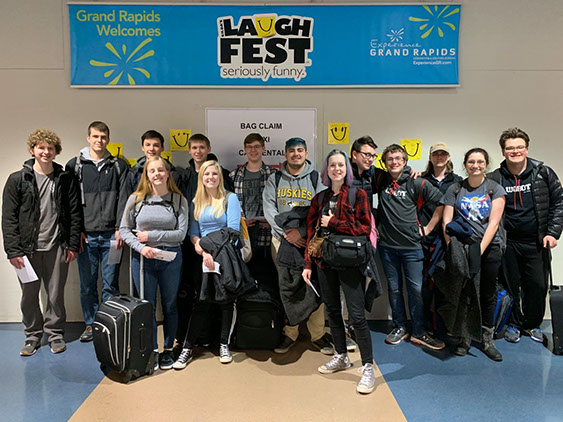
[441,179,506,245]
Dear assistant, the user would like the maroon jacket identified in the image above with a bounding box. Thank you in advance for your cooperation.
[304,184,371,270]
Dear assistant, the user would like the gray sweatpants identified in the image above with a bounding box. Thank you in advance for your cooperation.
[21,244,69,342]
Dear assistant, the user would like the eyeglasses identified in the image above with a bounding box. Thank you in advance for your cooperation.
[245,144,263,150]
[385,157,405,163]
[358,151,376,160]
[504,145,527,152]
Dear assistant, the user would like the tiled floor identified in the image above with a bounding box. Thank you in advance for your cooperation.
[1,321,561,422]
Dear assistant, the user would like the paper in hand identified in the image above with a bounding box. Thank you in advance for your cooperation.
[202,261,221,275]
[152,248,177,262]
[307,281,320,297]
[15,256,38,284]
[107,240,123,265]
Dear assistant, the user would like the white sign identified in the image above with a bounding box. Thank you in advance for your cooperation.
[206,108,316,171]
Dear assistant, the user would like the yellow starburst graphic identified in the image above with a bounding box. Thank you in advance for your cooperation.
[409,5,460,39]
[89,38,154,85]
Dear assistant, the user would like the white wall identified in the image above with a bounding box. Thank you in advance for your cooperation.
[1,0,562,322]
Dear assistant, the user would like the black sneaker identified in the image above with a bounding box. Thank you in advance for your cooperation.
[312,333,335,355]
[159,350,174,370]
[20,340,39,356]
[274,335,297,354]
[173,348,193,370]
[411,333,445,350]
[50,339,67,354]
[80,326,93,342]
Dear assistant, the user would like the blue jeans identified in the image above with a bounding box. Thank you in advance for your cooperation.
[132,247,182,350]
[379,246,425,336]
[78,231,120,326]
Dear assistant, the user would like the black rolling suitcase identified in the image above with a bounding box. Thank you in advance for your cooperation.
[93,254,155,381]
[547,249,563,355]
[236,287,283,350]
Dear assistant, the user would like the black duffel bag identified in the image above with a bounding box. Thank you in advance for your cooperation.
[322,234,369,268]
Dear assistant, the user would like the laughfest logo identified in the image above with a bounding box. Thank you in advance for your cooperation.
[217,14,314,82]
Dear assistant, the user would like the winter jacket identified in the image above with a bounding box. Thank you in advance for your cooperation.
[2,159,82,258]
[434,237,482,342]
[198,227,256,304]
[263,160,325,240]
[274,206,321,326]
[66,147,128,233]
[488,158,563,244]
[117,155,185,220]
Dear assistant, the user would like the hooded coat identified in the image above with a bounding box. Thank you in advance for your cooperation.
[2,159,82,258]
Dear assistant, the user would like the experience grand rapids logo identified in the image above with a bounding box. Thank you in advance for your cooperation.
[217,14,314,82]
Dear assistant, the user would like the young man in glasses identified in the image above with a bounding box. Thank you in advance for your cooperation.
[229,133,277,279]
[375,144,445,350]
[489,128,563,344]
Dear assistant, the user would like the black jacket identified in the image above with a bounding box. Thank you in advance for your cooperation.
[198,228,256,304]
[419,172,463,226]
[489,158,563,244]
[351,163,384,212]
[117,156,185,220]
[184,154,233,203]
[66,150,128,233]
[2,159,82,258]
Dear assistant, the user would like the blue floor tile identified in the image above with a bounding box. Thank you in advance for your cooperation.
[370,322,563,422]
[0,323,105,422]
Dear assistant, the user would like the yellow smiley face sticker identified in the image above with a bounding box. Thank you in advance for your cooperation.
[401,138,422,161]
[170,129,191,151]
[255,15,276,38]
[161,151,172,164]
[374,153,386,170]
[107,143,123,158]
[328,123,350,145]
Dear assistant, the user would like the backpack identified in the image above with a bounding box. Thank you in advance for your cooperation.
[132,193,181,229]
[274,169,319,191]
[74,155,123,206]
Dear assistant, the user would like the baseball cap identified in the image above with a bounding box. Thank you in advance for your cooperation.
[429,142,449,154]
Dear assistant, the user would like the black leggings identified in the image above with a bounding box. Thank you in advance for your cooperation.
[182,301,234,349]
[317,265,373,365]
[480,244,503,328]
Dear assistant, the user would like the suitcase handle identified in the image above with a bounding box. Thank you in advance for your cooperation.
[547,247,555,291]
[129,248,145,300]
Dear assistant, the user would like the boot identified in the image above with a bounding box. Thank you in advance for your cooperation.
[481,326,503,362]
[454,337,471,356]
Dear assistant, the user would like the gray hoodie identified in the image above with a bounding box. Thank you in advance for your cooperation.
[263,160,326,240]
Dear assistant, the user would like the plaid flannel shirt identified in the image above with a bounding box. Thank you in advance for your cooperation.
[229,162,278,247]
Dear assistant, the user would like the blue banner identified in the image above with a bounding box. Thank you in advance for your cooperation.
[69,3,460,87]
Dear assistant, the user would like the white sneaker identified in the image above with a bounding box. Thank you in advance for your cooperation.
[318,353,351,374]
[219,343,232,364]
[172,348,193,370]
[357,363,375,394]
